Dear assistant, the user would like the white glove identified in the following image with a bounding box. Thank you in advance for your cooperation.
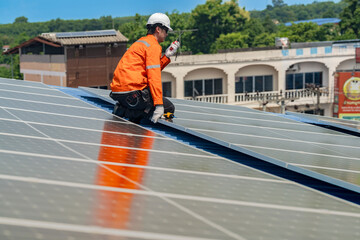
[150,105,164,123]
[165,41,180,57]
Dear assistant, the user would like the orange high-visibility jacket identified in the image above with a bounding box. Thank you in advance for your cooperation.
[110,34,170,106]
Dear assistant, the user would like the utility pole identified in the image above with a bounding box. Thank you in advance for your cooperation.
[257,90,299,114]
[305,83,327,115]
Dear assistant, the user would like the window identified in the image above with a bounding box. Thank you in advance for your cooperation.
[184,78,222,97]
[236,75,273,93]
[162,82,172,97]
[286,72,323,90]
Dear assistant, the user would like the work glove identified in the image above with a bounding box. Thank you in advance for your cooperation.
[165,41,180,57]
[150,105,164,123]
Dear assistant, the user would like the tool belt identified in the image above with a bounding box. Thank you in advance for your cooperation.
[110,88,153,121]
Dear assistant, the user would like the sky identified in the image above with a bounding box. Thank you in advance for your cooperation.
[0,0,341,24]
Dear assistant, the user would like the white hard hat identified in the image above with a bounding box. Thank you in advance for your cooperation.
[147,13,173,31]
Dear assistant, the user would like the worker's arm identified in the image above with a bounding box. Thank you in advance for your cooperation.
[160,55,170,70]
[146,45,163,106]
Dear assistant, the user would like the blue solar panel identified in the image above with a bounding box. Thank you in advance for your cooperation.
[285,18,341,26]
[56,30,117,38]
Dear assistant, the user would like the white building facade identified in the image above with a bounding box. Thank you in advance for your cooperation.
[162,40,360,116]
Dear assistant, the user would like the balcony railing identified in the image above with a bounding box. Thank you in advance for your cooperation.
[183,87,331,104]
[235,91,279,102]
[184,94,228,103]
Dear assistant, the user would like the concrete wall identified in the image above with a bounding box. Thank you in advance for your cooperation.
[20,54,66,86]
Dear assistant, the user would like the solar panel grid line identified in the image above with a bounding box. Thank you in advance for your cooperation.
[0,131,216,158]
[177,101,360,137]
[225,134,360,158]
[0,88,77,100]
[0,118,170,140]
[0,96,106,110]
[0,78,53,89]
[160,121,360,167]
[0,107,247,239]
[1,174,359,218]
[185,127,357,145]
[286,111,360,132]
[232,142,360,161]
[172,117,352,137]
[0,149,290,183]
[190,127,360,149]
[174,99,354,129]
[0,106,132,123]
[292,163,360,173]
[0,91,101,109]
[175,109,312,126]
[0,107,293,182]
[286,164,360,193]
[171,101,288,117]
[0,217,217,240]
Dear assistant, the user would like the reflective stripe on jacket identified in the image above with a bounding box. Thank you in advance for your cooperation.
[110,34,171,106]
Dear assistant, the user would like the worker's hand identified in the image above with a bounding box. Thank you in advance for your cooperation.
[150,105,164,123]
[165,41,180,57]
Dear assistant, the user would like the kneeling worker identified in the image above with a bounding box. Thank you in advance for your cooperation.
[110,13,180,123]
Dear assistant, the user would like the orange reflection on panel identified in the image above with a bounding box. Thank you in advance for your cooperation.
[94,121,155,229]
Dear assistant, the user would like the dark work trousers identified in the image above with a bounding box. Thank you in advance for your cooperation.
[110,89,175,123]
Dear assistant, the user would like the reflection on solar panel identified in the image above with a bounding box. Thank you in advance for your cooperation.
[286,111,360,134]
[55,30,117,38]
[13,82,357,239]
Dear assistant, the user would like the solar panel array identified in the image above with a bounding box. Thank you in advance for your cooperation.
[55,30,117,38]
[37,84,360,239]
[80,88,360,193]
[163,99,360,193]
[0,79,359,240]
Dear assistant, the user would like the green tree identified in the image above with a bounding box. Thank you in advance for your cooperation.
[100,16,114,29]
[210,32,248,52]
[14,16,28,24]
[242,18,265,47]
[278,22,329,42]
[253,32,277,47]
[189,0,249,54]
[339,0,360,38]
[272,0,286,8]
[119,14,148,46]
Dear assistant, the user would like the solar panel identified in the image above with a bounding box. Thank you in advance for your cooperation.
[55,30,117,38]
[165,99,360,192]
[1,78,360,240]
[286,111,360,134]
